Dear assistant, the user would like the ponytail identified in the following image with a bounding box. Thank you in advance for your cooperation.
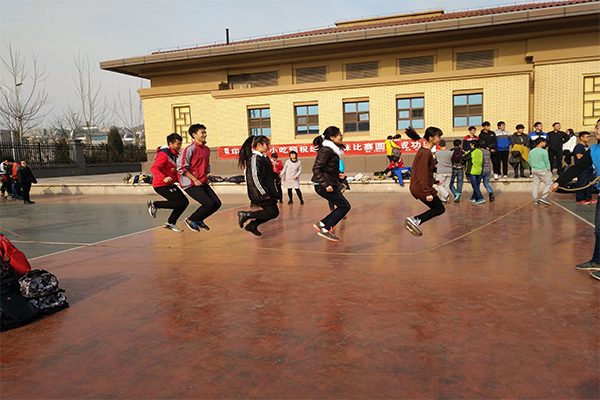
[313,126,342,150]
[238,135,271,169]
[405,126,443,142]
[405,127,421,141]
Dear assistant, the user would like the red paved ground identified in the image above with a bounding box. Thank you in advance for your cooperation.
[1,193,598,399]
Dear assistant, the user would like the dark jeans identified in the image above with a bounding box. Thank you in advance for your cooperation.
[154,185,190,224]
[274,177,282,202]
[468,174,484,201]
[287,188,303,203]
[575,168,594,202]
[450,169,464,196]
[185,184,222,223]
[548,148,563,172]
[497,151,509,176]
[593,199,600,263]
[247,202,279,228]
[21,183,31,202]
[416,195,445,224]
[11,181,22,199]
[1,175,11,195]
[315,185,351,230]
[513,163,525,178]
[491,151,500,175]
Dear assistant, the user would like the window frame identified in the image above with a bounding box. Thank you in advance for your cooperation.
[583,75,600,126]
[396,96,425,131]
[343,99,370,134]
[172,105,192,143]
[452,92,483,128]
[248,106,271,137]
[294,103,319,136]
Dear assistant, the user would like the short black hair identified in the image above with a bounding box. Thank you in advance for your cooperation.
[497,121,505,127]
[482,121,490,127]
[289,150,297,156]
[516,124,525,130]
[579,131,591,138]
[468,126,476,131]
[189,124,206,137]
[553,122,560,127]
[534,121,542,128]
[470,140,480,148]
[387,135,393,140]
[166,133,183,144]
[534,137,547,147]
[271,153,278,158]
[439,139,446,147]
[453,139,461,147]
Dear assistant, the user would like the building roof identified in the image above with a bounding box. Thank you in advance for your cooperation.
[152,0,597,54]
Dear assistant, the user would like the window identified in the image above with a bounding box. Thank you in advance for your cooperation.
[456,50,494,70]
[584,75,600,126]
[346,61,379,80]
[397,97,424,130]
[248,108,271,136]
[399,56,434,75]
[344,101,370,132]
[295,105,319,135]
[296,66,327,84]
[173,105,191,142]
[228,71,278,89]
[453,93,483,127]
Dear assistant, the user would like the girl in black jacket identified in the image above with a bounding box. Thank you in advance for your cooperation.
[17,161,37,204]
[311,126,351,242]
[237,135,279,236]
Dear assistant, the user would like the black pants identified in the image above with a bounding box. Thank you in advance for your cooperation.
[497,151,509,176]
[154,185,189,224]
[491,151,500,175]
[21,183,31,202]
[315,185,351,230]
[185,184,222,223]
[548,149,563,172]
[287,188,303,203]
[416,196,446,224]
[563,150,573,166]
[274,177,282,202]
[247,202,279,228]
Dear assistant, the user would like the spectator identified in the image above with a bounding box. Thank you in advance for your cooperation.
[270,152,283,204]
[281,150,304,205]
[510,124,529,178]
[16,161,37,204]
[528,122,548,149]
[462,139,485,204]
[434,139,453,203]
[563,128,577,167]
[0,157,13,199]
[480,140,495,202]
[385,135,401,162]
[450,139,464,202]
[462,126,479,152]
[10,160,23,200]
[479,121,499,179]
[547,122,569,175]
[495,121,511,178]
[573,131,596,205]
[529,137,552,206]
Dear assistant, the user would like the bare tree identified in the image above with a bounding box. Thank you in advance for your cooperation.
[72,52,112,143]
[0,42,52,143]
[112,82,145,145]
[50,107,81,141]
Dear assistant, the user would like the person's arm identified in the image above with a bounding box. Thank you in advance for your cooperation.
[312,148,331,188]
[294,161,302,180]
[551,150,593,192]
[150,152,171,184]
[178,146,202,186]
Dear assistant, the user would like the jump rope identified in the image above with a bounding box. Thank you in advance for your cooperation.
[1,176,598,257]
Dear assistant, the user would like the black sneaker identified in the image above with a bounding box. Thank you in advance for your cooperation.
[244,224,262,236]
[237,211,250,228]
[147,200,157,218]
[575,261,600,271]
[317,228,339,241]
[185,219,200,232]
[287,200,293,204]
[313,221,325,231]
[591,271,600,280]
[489,193,495,202]
[300,201,304,205]
[197,221,210,231]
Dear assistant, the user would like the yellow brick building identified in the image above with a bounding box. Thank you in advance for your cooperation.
[101,0,600,172]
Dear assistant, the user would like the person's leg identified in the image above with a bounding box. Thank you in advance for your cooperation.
[540,170,553,202]
[287,188,293,203]
[501,151,509,176]
[456,169,464,197]
[482,172,493,194]
[437,173,450,201]
[563,150,572,166]
[450,169,458,196]
[492,152,500,176]
[275,177,283,202]
[315,186,351,230]
[154,186,189,224]
[532,171,541,200]
[468,174,477,200]
[593,200,600,263]
[295,188,304,203]
[415,196,446,224]
[247,202,280,228]
[393,168,404,186]
[186,185,222,223]
[21,183,31,202]
[576,169,593,202]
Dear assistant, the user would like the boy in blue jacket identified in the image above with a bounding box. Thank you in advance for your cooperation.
[495,121,511,178]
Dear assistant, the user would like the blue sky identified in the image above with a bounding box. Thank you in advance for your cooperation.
[0,0,554,127]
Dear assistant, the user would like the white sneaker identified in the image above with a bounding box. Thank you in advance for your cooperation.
[164,222,183,232]
[503,175,508,178]
[404,217,423,237]
[494,174,499,180]
[539,198,551,206]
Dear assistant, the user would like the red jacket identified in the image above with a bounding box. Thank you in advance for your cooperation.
[271,159,283,174]
[151,145,180,188]
[177,142,211,190]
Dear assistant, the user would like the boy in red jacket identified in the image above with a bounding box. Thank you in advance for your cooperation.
[177,124,222,232]
[148,133,189,232]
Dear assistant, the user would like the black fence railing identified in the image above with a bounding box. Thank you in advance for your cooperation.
[82,144,147,164]
[0,142,73,166]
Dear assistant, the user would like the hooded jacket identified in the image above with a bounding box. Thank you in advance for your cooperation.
[151,145,180,188]
[245,150,278,205]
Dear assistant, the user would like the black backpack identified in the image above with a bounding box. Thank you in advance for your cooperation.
[1,273,38,331]
[18,269,69,315]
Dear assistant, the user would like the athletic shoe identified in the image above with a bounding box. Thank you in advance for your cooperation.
[589,199,598,204]
[533,200,539,205]
[591,271,600,280]
[514,174,520,178]
[404,216,423,237]
[300,201,304,205]
[475,199,486,204]
[237,211,250,228]
[185,219,200,232]
[494,174,499,180]
[317,228,339,241]
[147,200,157,218]
[454,193,461,203]
[313,221,325,231]
[468,198,476,203]
[574,261,600,271]
[503,175,508,178]
[489,193,495,202]
[164,222,183,232]
[576,200,591,205]
[197,221,210,231]
[539,198,551,206]
[287,200,293,204]
[244,224,262,236]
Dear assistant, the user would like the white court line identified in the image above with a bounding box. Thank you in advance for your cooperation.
[554,201,595,228]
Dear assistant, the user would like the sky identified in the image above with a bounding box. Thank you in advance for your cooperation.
[0,0,558,129]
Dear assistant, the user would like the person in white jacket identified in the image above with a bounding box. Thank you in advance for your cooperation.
[281,150,304,204]
[563,128,577,168]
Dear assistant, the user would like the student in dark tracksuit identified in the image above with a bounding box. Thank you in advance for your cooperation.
[16,161,37,204]
[237,135,279,236]
[311,126,351,242]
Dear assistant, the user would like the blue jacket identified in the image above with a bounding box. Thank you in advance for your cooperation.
[495,129,511,152]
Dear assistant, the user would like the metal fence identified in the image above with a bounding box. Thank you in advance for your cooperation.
[0,142,73,166]
[82,143,147,164]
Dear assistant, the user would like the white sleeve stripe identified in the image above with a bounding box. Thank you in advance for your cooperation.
[252,155,266,195]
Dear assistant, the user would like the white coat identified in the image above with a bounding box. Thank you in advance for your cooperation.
[281,159,302,189]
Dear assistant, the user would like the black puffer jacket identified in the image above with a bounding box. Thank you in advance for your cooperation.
[311,146,340,188]
[245,152,277,205]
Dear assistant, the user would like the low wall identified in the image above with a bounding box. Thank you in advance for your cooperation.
[31,163,141,178]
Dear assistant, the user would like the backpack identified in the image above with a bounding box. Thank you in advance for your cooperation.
[18,269,69,315]
[392,147,401,159]
[1,274,38,331]
[451,148,464,168]
[225,175,245,184]
[0,234,31,276]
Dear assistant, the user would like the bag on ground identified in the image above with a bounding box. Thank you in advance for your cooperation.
[0,234,31,275]
[18,269,69,315]
[1,275,38,331]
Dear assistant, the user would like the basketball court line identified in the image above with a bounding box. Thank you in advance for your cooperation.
[554,201,595,227]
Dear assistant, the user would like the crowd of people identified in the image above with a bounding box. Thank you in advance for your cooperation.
[0,158,37,204]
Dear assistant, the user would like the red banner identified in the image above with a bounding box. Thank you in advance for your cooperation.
[218,139,429,160]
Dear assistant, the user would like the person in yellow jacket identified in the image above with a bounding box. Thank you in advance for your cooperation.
[385,135,401,162]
